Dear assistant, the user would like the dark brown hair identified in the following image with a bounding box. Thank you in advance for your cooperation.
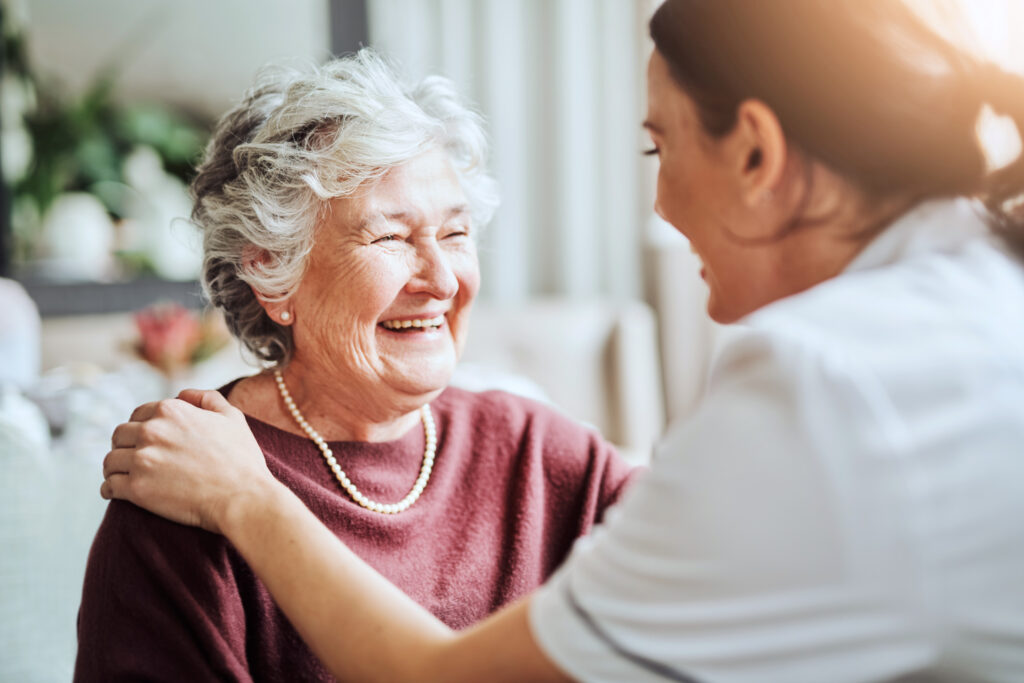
[650,0,1024,252]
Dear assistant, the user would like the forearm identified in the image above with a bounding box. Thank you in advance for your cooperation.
[222,481,455,682]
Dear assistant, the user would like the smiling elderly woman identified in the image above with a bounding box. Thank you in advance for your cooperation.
[74,50,635,682]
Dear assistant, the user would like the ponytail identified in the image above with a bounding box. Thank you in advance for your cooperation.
[978,63,1024,257]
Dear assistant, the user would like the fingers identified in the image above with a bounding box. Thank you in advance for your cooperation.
[103,447,137,479]
[101,473,130,501]
[112,413,169,450]
[111,422,142,449]
[130,401,161,422]
[178,388,235,415]
[175,388,206,408]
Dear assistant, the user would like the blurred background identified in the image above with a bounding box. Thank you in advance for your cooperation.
[0,0,1021,680]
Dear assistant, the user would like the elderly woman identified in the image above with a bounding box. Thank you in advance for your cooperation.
[75,50,634,681]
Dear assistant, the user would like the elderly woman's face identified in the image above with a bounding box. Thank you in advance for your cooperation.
[290,148,479,404]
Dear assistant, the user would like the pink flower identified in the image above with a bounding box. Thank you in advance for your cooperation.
[134,303,204,375]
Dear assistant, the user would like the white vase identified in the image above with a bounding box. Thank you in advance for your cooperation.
[39,193,116,281]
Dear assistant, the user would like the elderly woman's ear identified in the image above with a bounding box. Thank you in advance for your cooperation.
[253,292,294,326]
[254,292,294,327]
[242,246,295,326]
[266,306,293,325]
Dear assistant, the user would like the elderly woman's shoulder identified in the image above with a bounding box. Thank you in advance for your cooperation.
[87,498,234,578]
[433,386,633,498]
[435,386,605,446]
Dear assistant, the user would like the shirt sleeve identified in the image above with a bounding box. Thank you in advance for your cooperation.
[594,435,643,519]
[74,500,253,682]
[568,426,642,534]
[529,330,922,683]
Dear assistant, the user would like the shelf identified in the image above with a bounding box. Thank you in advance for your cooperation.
[18,277,205,317]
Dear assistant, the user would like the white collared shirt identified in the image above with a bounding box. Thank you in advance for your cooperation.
[531,199,1024,682]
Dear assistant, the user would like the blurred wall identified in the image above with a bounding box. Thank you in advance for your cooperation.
[22,0,330,119]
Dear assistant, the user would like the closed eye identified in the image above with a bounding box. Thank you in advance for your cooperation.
[444,229,470,239]
[643,147,659,156]
[372,234,400,244]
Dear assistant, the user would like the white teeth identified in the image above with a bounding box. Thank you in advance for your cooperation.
[381,315,445,330]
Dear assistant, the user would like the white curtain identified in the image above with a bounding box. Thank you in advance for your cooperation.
[366,0,655,303]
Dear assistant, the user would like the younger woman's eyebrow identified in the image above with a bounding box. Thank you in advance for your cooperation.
[642,120,663,134]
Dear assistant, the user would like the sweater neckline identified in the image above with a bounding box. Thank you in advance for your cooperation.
[218,376,432,456]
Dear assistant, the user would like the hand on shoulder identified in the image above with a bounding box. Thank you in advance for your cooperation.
[102,389,282,534]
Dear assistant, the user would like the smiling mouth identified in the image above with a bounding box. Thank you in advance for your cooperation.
[379,315,445,331]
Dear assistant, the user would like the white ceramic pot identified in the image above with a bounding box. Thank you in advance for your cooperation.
[39,192,116,281]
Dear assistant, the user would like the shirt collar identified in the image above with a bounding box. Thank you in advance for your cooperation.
[843,198,992,275]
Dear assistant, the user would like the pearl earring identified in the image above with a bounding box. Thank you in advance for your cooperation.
[280,311,291,322]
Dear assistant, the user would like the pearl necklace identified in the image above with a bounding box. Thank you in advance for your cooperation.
[273,370,436,515]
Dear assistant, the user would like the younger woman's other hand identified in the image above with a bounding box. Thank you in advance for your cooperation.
[102,389,275,534]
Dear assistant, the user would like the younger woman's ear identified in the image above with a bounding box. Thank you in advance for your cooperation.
[746,147,764,171]
[732,99,788,206]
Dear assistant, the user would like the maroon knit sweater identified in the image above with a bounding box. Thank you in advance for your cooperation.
[75,386,636,682]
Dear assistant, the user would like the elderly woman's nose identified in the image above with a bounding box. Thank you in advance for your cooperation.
[407,242,459,299]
